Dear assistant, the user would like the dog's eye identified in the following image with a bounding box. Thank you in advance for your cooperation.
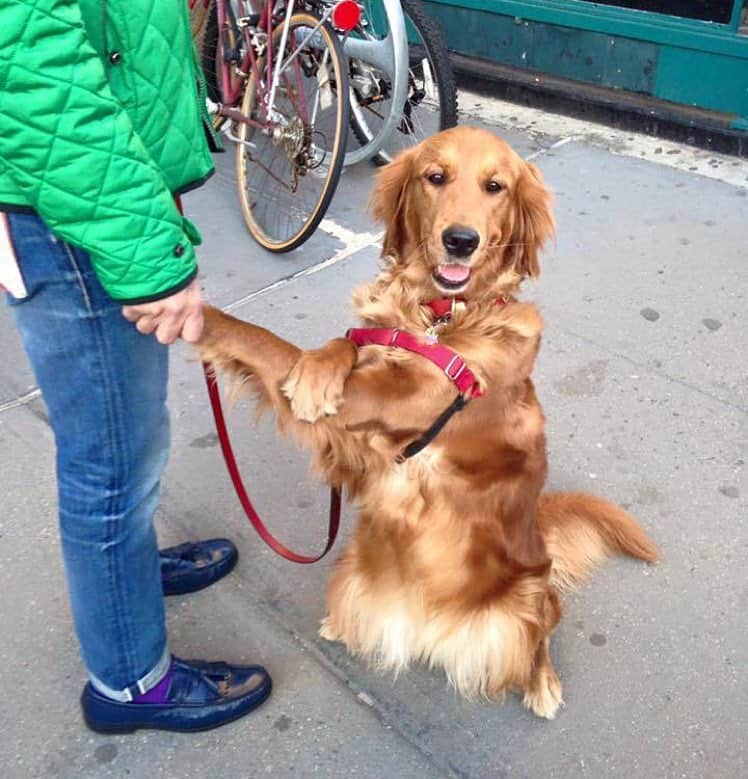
[427,172,446,186]
[486,180,504,194]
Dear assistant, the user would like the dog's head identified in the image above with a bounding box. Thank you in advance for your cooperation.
[370,126,555,299]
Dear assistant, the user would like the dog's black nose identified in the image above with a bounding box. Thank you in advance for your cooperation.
[442,226,480,258]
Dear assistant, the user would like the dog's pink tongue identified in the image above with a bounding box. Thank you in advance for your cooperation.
[438,264,471,283]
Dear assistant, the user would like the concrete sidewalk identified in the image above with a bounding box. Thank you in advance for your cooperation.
[1,95,746,779]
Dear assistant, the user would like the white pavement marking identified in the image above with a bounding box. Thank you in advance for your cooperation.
[318,218,381,250]
[223,219,384,313]
[526,135,576,161]
[0,388,41,414]
[459,89,748,188]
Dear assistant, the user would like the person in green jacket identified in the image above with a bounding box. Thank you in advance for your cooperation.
[0,0,272,732]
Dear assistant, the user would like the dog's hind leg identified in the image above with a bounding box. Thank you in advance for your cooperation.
[319,616,340,642]
[521,590,563,718]
[522,636,564,719]
[319,551,362,647]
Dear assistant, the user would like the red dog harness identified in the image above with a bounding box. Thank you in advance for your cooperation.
[204,296,503,562]
[345,297,501,462]
[345,327,483,398]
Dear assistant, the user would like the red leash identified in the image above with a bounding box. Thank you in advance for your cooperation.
[179,185,341,564]
[203,362,342,564]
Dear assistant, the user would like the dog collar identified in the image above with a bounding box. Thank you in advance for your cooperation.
[424,297,465,319]
[424,295,509,320]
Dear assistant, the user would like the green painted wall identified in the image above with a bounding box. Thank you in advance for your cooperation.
[655,46,747,115]
[424,6,659,91]
[423,0,748,125]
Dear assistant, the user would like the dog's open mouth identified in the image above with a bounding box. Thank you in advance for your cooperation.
[433,264,472,291]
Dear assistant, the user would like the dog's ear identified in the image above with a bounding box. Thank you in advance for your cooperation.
[507,161,555,279]
[369,146,418,256]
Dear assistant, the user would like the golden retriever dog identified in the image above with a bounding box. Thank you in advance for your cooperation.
[196,126,658,719]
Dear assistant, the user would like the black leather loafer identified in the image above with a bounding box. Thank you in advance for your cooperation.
[81,658,271,733]
[160,539,238,596]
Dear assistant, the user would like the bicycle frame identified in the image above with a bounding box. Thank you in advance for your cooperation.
[213,0,341,135]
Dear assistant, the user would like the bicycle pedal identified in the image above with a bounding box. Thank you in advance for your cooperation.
[212,115,229,133]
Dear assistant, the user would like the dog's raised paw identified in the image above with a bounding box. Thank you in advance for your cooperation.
[282,341,354,423]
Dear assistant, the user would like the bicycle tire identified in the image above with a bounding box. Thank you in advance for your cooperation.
[236,12,349,252]
[188,0,210,42]
[349,0,457,166]
[200,0,222,103]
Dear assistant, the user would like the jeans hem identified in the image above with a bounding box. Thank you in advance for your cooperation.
[89,646,171,702]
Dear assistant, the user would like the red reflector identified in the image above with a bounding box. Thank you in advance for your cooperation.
[332,1,361,32]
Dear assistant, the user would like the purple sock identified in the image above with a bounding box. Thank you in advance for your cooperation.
[132,660,174,704]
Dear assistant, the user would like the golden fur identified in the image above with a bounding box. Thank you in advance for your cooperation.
[196,126,658,718]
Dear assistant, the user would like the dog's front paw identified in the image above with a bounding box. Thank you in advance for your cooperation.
[523,666,564,719]
[282,338,356,423]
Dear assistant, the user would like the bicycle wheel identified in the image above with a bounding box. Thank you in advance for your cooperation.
[201,0,238,104]
[188,0,211,41]
[349,0,457,165]
[236,12,349,252]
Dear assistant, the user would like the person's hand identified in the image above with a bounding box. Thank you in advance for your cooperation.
[122,278,204,344]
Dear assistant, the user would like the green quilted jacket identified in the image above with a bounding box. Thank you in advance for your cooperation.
[0,0,218,303]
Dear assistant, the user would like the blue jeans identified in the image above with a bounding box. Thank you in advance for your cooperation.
[6,213,171,700]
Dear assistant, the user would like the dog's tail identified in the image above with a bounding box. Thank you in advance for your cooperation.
[537,492,658,591]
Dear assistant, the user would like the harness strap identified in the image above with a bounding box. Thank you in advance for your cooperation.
[396,393,468,463]
[346,325,483,462]
[346,327,483,398]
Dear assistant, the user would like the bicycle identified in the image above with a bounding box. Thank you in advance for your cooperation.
[336,0,458,166]
[200,0,357,251]
[188,0,211,38]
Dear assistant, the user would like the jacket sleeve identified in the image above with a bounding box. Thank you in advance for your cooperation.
[0,0,201,303]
